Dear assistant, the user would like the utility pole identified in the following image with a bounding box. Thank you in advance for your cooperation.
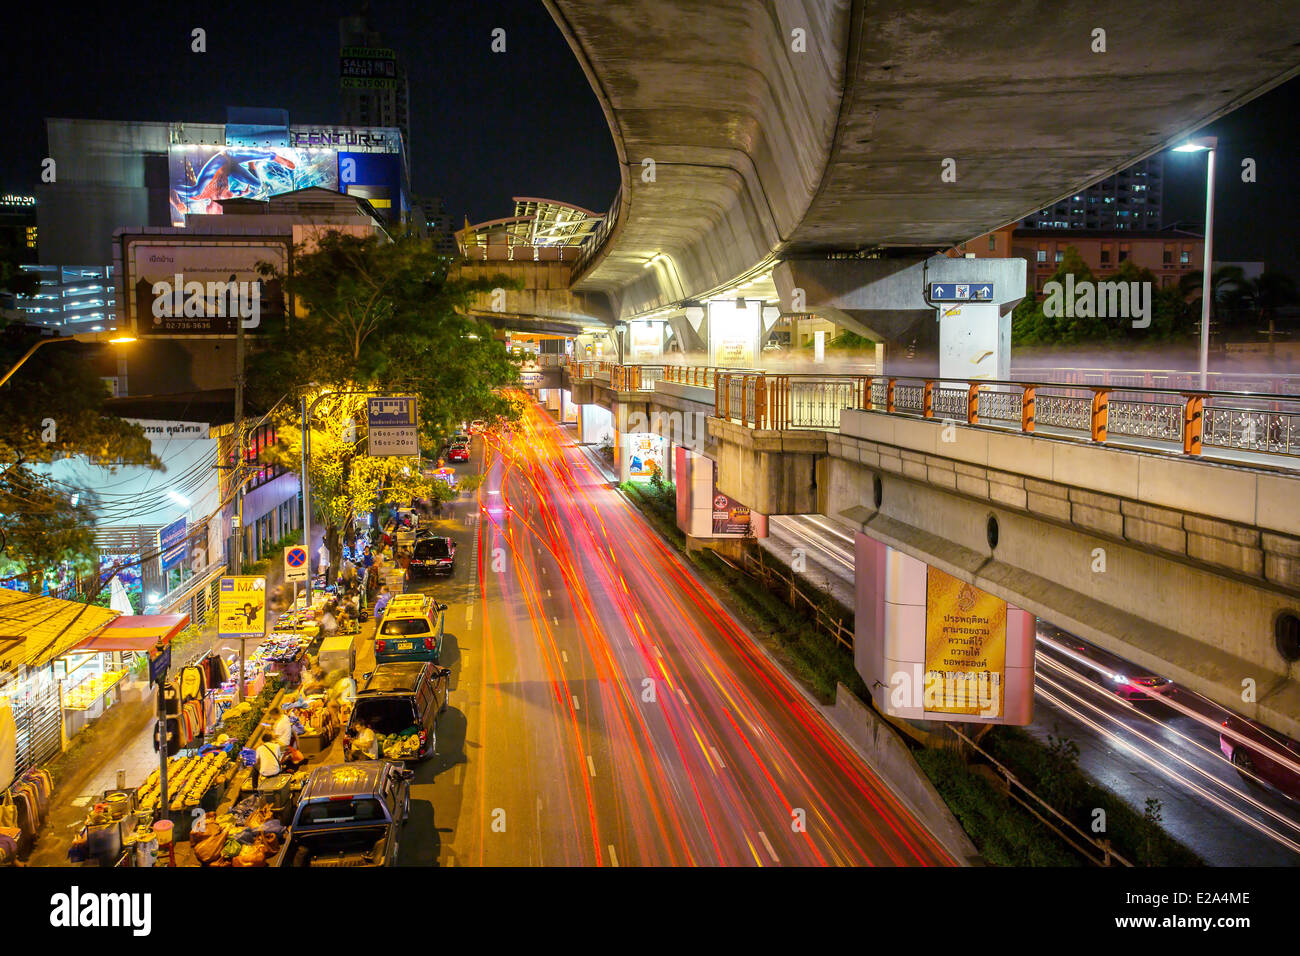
[300,393,313,608]
[233,310,246,701]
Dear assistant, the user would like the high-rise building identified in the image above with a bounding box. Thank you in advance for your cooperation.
[340,11,410,162]
[1021,155,1164,231]
[410,195,459,256]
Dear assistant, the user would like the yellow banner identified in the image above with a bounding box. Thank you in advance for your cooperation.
[218,576,267,639]
[924,567,1006,717]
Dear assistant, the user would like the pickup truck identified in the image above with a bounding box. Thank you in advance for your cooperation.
[274,760,412,867]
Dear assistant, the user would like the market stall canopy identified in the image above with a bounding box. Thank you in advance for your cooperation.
[0,590,120,677]
[75,614,190,654]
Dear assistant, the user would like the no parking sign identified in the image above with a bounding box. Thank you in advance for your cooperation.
[284,545,309,583]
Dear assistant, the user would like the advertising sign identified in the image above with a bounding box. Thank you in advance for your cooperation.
[341,47,398,90]
[158,517,188,572]
[283,545,309,584]
[710,463,751,535]
[624,433,665,480]
[168,144,338,223]
[217,576,267,640]
[126,239,287,335]
[289,126,401,154]
[367,396,419,457]
[338,151,403,221]
[708,298,759,368]
[149,644,171,687]
[628,321,663,362]
[225,124,290,149]
[923,566,1006,718]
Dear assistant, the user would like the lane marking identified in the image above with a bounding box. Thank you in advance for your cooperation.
[466,604,474,626]
[709,746,727,770]
[572,695,581,712]
[608,845,619,867]
[758,831,779,864]
[587,755,597,777]
[552,616,559,626]
[677,688,688,705]
[547,589,552,597]
[561,650,568,663]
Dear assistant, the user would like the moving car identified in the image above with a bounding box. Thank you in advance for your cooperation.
[447,443,470,463]
[409,536,455,577]
[344,660,450,763]
[469,420,487,434]
[1038,628,1173,703]
[1220,714,1300,800]
[274,760,412,867]
[375,593,447,663]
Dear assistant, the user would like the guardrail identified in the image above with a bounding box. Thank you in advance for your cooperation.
[610,364,665,392]
[861,375,1300,460]
[715,372,870,430]
[573,190,622,277]
[1014,367,1300,395]
[661,365,762,389]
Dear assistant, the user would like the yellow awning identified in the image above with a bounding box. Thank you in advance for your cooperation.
[0,589,120,676]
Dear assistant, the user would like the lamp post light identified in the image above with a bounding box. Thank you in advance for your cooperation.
[0,330,136,389]
[1172,135,1218,390]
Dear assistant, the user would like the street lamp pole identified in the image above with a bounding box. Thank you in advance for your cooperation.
[0,331,136,390]
[1174,136,1218,390]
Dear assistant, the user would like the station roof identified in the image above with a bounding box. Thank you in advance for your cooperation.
[458,197,604,251]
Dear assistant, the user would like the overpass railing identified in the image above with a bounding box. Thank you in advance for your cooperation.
[609,364,665,392]
[1014,367,1300,395]
[567,360,615,381]
[861,376,1300,461]
[715,372,870,430]
[662,365,764,389]
[573,190,623,277]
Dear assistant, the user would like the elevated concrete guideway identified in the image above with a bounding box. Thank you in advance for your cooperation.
[545,0,1300,319]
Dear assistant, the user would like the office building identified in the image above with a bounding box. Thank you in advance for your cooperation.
[1021,156,1164,231]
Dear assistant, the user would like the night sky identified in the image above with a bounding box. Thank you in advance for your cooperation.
[0,1,1296,276]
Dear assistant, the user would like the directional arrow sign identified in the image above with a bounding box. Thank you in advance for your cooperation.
[930,282,994,303]
[284,545,309,583]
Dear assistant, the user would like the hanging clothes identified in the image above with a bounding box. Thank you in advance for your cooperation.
[179,665,206,703]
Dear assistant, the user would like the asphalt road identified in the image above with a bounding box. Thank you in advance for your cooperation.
[365,401,952,867]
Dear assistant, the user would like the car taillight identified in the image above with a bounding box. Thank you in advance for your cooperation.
[375,639,386,652]
[418,730,427,744]
[424,637,436,650]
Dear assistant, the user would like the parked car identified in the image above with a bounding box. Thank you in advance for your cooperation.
[469,420,487,434]
[446,443,470,463]
[344,660,450,763]
[375,593,447,663]
[274,760,412,867]
[1220,713,1300,800]
[409,536,455,577]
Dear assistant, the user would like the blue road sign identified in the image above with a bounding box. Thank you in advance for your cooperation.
[159,517,187,572]
[929,282,994,303]
[150,645,171,687]
[367,396,417,428]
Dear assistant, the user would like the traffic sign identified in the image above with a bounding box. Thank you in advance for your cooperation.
[149,644,171,687]
[367,396,419,457]
[284,545,309,583]
[929,282,994,303]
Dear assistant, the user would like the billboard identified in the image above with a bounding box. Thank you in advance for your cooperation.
[708,298,760,368]
[710,462,751,535]
[218,576,267,640]
[125,239,287,335]
[341,46,397,88]
[169,144,337,223]
[339,151,403,221]
[628,321,663,362]
[923,566,1007,718]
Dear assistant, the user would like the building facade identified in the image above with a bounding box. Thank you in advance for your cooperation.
[1020,155,1164,231]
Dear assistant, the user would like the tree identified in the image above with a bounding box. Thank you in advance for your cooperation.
[249,229,522,441]
[0,330,159,590]
[1240,272,1299,357]
[245,230,524,576]
[1179,265,1246,339]
[261,391,440,581]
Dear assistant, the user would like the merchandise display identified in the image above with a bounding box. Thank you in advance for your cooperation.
[63,669,126,711]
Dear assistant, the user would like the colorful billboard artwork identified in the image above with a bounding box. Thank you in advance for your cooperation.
[923,566,1007,718]
[625,433,665,479]
[168,145,338,222]
[218,576,267,640]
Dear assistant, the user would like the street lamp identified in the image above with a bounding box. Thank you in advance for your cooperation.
[1172,135,1217,389]
[0,330,136,389]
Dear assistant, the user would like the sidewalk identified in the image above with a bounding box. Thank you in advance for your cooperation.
[26,627,257,866]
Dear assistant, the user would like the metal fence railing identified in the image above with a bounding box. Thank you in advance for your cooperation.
[860,375,1300,462]
[714,372,870,430]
